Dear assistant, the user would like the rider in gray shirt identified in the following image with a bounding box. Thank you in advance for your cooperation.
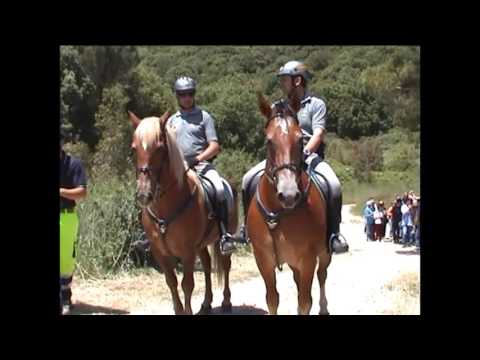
[167,76,237,255]
[169,106,218,162]
[237,61,348,253]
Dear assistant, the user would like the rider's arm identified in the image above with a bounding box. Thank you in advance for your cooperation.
[305,128,325,154]
[197,141,220,162]
[196,111,220,162]
[305,98,327,154]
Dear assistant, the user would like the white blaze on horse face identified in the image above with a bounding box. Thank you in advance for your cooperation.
[277,170,299,199]
[277,119,289,135]
[142,140,148,151]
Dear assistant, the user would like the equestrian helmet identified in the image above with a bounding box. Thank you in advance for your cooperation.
[173,76,197,93]
[277,61,313,81]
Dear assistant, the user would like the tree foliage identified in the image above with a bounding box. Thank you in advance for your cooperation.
[61,45,421,276]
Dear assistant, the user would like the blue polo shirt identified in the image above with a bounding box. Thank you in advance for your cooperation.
[60,151,87,210]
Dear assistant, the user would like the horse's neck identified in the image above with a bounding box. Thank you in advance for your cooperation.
[153,164,191,213]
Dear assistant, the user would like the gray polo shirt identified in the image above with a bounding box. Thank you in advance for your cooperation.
[167,106,218,160]
[285,92,327,145]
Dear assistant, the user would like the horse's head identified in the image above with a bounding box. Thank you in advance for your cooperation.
[128,110,172,207]
[258,92,304,210]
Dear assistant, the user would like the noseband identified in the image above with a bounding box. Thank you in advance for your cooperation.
[265,162,301,185]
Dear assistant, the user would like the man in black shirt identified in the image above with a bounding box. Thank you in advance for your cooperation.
[60,131,87,314]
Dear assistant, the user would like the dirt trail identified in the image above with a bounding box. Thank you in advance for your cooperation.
[71,204,420,315]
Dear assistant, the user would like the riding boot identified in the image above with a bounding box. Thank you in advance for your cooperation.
[232,188,250,244]
[218,199,237,255]
[328,192,349,254]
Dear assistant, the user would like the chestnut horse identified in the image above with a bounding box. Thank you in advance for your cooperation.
[246,93,332,315]
[128,110,238,315]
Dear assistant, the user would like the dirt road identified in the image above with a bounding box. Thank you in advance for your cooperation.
[71,204,420,315]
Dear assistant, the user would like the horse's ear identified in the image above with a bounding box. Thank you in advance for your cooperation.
[128,111,141,129]
[159,110,171,134]
[257,92,272,120]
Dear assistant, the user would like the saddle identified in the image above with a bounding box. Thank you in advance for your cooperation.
[244,167,330,218]
[197,173,235,221]
[306,167,330,207]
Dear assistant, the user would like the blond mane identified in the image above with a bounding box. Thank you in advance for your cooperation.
[135,116,186,187]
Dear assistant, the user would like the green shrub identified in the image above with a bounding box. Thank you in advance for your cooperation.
[328,159,354,184]
[213,148,259,191]
[351,137,384,182]
[344,169,420,217]
[76,173,142,278]
[383,142,419,172]
[325,134,355,166]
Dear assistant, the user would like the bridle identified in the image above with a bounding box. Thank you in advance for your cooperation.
[264,110,303,186]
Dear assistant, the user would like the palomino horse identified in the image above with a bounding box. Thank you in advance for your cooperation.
[246,93,332,315]
[128,110,238,315]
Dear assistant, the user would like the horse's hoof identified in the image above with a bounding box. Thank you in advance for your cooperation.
[221,303,233,313]
[197,304,212,315]
[319,311,330,315]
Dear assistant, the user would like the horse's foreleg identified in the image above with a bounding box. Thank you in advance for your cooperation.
[317,252,332,315]
[151,246,184,314]
[254,249,279,315]
[297,258,316,315]
[181,255,195,315]
[220,254,232,312]
[198,248,213,314]
[291,266,303,314]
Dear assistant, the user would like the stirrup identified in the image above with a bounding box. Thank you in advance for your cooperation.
[220,234,236,255]
[330,233,349,253]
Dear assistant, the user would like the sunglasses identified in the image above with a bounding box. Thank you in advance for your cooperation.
[177,92,195,98]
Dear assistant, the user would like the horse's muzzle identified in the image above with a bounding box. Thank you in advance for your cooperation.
[277,190,301,209]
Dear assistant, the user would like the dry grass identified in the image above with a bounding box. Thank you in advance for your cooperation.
[381,272,420,315]
[71,246,259,314]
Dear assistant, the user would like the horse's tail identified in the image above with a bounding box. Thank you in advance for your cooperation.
[210,242,225,286]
